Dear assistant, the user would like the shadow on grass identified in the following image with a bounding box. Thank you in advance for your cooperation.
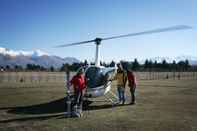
[5,97,121,115]
[6,98,66,115]
[0,113,64,123]
[0,104,114,123]
[1,97,130,123]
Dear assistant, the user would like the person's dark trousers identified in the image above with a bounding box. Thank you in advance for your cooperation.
[130,85,136,104]
[74,89,83,109]
[117,86,125,104]
[72,89,84,117]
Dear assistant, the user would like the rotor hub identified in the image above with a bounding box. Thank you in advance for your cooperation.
[95,38,102,45]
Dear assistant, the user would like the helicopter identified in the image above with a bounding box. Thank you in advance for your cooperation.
[56,25,192,104]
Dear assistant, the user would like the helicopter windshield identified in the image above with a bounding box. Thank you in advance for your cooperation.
[85,67,106,88]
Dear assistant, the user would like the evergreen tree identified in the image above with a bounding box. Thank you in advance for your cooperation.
[60,64,70,71]
[148,60,153,71]
[144,59,149,70]
[84,59,88,66]
[6,65,10,71]
[162,60,168,70]
[177,61,185,71]
[109,61,115,67]
[153,60,158,69]
[172,60,177,71]
[50,66,54,72]
[185,59,190,71]
[14,65,23,71]
[132,58,140,71]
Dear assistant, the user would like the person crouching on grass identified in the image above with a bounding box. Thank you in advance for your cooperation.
[127,69,137,105]
[70,68,86,117]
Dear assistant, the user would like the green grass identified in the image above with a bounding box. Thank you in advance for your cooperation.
[0,73,197,131]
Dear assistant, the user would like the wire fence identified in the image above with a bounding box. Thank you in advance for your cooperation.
[0,72,63,83]
[0,71,197,84]
[136,71,197,80]
[0,72,75,88]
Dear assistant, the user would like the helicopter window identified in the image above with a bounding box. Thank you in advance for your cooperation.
[85,67,106,88]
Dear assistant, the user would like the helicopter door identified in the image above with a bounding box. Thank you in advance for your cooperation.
[85,67,106,88]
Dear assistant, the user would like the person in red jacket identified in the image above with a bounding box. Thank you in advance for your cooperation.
[127,69,137,105]
[70,68,86,115]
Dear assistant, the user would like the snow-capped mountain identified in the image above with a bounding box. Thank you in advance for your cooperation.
[142,55,197,65]
[0,47,80,68]
[0,47,48,57]
[175,55,197,65]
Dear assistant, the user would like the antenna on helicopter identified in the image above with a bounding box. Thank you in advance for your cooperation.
[55,25,192,66]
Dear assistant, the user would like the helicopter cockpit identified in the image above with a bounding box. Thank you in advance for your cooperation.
[85,66,106,89]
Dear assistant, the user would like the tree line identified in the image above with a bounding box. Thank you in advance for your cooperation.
[120,59,193,72]
[0,64,54,72]
[60,59,197,72]
[1,59,197,72]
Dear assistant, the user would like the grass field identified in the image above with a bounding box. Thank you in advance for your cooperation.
[0,72,197,131]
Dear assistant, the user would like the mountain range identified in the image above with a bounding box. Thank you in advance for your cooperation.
[0,47,197,69]
[143,55,197,65]
[0,47,80,68]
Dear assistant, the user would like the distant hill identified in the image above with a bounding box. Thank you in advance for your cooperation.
[139,55,197,65]
[0,47,80,68]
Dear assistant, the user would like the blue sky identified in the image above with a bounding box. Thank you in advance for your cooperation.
[0,0,196,62]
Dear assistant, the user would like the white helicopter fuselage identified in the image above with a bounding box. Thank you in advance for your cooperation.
[85,82,112,98]
[84,65,116,98]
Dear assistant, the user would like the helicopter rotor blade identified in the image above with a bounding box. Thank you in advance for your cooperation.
[102,25,192,41]
[54,39,95,48]
[54,25,192,48]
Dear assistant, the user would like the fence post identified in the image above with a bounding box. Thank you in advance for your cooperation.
[173,71,175,80]
[0,72,2,83]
